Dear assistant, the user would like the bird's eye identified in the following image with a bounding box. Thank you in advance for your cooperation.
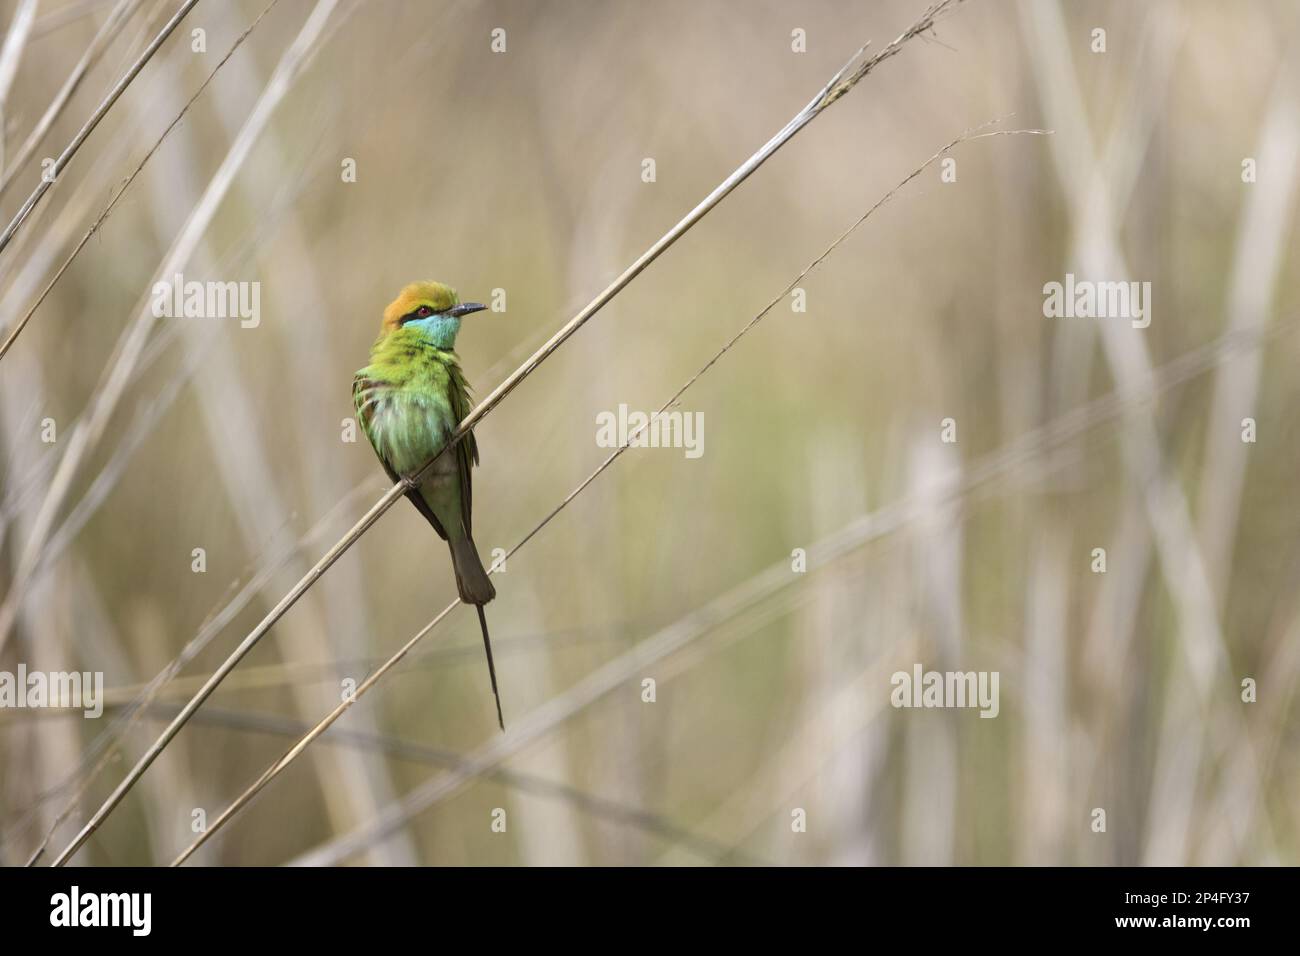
[416,305,434,318]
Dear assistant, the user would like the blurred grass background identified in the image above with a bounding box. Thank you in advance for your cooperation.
[1,0,1298,865]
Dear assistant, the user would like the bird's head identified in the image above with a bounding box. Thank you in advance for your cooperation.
[381,280,487,349]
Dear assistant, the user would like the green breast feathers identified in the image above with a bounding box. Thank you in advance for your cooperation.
[353,332,478,479]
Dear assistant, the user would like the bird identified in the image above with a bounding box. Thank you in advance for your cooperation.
[352,280,503,729]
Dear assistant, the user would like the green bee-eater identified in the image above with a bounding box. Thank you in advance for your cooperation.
[353,280,503,729]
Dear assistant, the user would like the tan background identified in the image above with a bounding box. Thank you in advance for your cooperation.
[0,0,1297,865]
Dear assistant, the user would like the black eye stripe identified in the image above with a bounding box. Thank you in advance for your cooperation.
[400,304,446,323]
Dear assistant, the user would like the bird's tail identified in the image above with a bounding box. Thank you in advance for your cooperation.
[476,604,504,731]
[448,534,502,729]
[449,534,496,604]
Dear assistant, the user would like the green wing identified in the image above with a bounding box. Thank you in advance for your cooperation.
[446,359,479,537]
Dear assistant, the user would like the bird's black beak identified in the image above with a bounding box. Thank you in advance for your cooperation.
[449,302,488,317]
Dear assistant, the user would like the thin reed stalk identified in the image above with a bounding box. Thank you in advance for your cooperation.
[0,0,200,259]
[0,0,279,357]
[0,0,143,196]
